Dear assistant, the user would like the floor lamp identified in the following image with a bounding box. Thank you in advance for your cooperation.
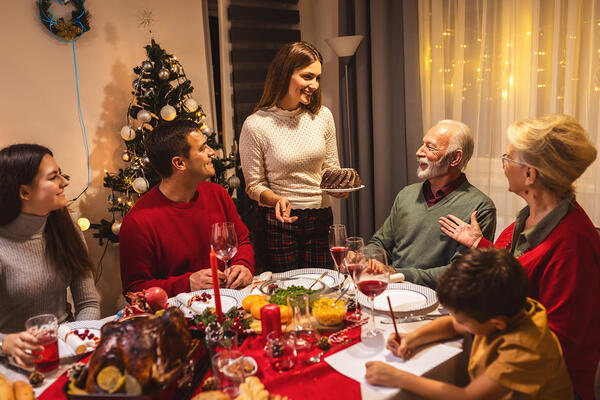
[326,35,363,235]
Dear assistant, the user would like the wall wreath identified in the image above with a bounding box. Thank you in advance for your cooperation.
[38,0,90,42]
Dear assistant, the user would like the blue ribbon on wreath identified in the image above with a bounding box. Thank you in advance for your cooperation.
[39,0,90,201]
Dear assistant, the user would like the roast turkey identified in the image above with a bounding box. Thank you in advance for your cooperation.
[76,307,192,393]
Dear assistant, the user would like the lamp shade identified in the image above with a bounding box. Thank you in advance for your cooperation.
[325,35,364,57]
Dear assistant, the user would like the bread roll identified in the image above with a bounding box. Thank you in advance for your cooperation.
[0,373,11,386]
[0,378,14,400]
[13,381,34,400]
[192,391,230,400]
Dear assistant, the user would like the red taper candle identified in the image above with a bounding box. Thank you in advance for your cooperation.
[209,247,223,323]
[260,304,282,340]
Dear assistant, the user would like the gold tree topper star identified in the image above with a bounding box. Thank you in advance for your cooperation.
[137,9,155,30]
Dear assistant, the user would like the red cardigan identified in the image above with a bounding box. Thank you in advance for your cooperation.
[479,203,600,400]
[119,182,255,297]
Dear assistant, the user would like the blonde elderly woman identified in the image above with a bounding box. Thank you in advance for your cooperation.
[439,115,600,400]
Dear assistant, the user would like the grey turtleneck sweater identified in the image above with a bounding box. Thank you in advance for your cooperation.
[0,213,100,335]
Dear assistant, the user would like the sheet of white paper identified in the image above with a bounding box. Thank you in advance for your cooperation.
[325,326,462,395]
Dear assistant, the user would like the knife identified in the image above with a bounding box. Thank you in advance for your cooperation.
[0,355,33,377]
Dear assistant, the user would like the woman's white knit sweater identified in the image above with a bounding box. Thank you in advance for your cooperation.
[239,105,340,209]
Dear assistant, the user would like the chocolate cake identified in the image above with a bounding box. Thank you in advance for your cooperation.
[320,168,362,189]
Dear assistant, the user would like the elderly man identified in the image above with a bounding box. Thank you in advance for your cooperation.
[367,120,496,288]
[119,120,255,297]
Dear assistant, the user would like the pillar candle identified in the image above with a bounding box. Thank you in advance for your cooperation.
[261,304,282,340]
[210,247,223,323]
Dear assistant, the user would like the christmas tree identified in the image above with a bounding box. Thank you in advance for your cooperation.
[91,39,238,244]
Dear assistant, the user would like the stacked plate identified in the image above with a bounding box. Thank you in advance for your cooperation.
[356,282,439,317]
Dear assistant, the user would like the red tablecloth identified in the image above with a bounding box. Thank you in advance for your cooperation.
[39,355,91,400]
[40,328,362,400]
[194,327,362,400]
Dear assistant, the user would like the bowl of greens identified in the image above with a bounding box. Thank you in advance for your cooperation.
[258,277,328,305]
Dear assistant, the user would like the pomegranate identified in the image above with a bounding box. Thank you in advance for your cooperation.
[143,287,168,312]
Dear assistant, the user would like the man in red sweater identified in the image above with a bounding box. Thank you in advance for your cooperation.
[119,120,254,297]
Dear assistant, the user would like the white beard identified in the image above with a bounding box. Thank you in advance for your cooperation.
[416,155,451,180]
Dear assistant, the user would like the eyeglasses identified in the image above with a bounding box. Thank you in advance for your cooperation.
[501,154,528,167]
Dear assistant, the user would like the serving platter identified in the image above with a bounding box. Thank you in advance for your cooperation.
[274,268,343,289]
[356,282,438,317]
[321,185,365,193]
[63,339,209,400]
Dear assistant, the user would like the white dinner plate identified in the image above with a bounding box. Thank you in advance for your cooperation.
[175,289,245,315]
[357,282,438,316]
[58,320,111,359]
[321,185,365,193]
[275,268,343,288]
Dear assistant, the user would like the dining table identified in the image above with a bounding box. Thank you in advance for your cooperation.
[0,271,470,400]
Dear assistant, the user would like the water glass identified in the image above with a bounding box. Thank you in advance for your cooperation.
[287,293,319,351]
[210,222,238,267]
[345,237,366,322]
[287,293,313,332]
[266,331,297,372]
[25,314,59,372]
[211,350,245,397]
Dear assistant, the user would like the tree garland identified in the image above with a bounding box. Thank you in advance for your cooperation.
[38,0,90,42]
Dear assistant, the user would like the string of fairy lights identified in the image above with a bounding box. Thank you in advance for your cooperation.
[424,22,600,102]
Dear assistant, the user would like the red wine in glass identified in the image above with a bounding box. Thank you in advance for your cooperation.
[329,224,347,285]
[330,246,348,268]
[358,280,388,298]
[356,247,390,337]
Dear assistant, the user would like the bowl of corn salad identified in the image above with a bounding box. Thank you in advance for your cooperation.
[312,294,347,326]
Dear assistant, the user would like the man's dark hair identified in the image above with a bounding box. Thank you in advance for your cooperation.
[437,248,528,322]
[144,119,201,177]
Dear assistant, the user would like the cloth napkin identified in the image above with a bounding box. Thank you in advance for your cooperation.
[58,325,89,355]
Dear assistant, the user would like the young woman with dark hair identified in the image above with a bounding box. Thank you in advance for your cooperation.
[0,144,100,367]
[239,41,347,272]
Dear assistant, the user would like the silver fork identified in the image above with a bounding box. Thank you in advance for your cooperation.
[380,314,448,324]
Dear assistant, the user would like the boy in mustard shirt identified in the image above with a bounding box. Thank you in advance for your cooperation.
[365,248,573,400]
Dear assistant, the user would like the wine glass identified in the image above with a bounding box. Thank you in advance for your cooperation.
[210,222,238,268]
[328,224,347,286]
[355,247,390,338]
[344,237,366,322]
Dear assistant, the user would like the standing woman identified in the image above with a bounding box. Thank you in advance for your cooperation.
[439,115,600,400]
[240,41,346,272]
[0,144,100,366]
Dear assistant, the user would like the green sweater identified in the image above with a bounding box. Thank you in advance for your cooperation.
[368,179,496,288]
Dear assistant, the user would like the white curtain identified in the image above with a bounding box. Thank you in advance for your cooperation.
[418,0,600,233]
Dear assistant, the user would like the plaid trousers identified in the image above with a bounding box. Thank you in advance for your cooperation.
[255,206,334,273]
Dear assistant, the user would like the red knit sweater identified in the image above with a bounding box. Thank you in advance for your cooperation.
[479,203,600,400]
[119,182,255,297]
